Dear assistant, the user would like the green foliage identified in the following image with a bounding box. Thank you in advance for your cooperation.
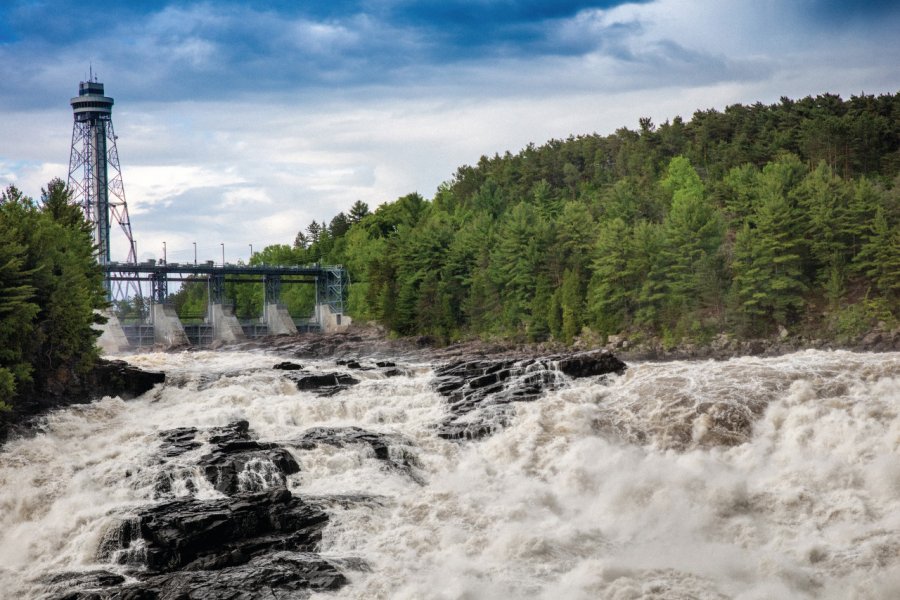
[729,164,807,332]
[0,180,106,408]
[252,92,900,344]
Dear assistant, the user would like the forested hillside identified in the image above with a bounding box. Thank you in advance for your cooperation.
[0,180,107,409]
[188,93,900,346]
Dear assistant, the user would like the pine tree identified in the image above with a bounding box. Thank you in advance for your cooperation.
[730,182,806,331]
[855,207,900,297]
[587,217,633,334]
[660,156,724,324]
[348,200,370,223]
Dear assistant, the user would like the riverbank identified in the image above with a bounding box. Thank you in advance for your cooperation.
[240,321,900,364]
[0,359,164,445]
[3,321,895,447]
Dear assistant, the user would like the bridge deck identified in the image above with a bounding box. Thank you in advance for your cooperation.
[102,262,336,279]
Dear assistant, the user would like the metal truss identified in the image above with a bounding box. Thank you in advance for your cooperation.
[67,81,140,302]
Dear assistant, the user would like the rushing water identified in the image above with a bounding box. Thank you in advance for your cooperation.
[0,349,898,599]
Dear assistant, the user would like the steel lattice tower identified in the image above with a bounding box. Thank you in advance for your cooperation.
[67,76,139,300]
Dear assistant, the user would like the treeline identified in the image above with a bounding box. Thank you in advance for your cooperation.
[0,180,107,409]
[273,92,900,344]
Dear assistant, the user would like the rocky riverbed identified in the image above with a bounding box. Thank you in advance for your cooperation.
[3,330,898,599]
[4,343,627,599]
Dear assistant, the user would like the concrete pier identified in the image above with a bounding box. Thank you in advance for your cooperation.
[314,304,352,333]
[210,304,246,343]
[94,309,131,353]
[151,304,190,347]
[265,304,298,335]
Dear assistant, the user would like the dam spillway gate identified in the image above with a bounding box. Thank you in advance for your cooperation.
[99,262,350,350]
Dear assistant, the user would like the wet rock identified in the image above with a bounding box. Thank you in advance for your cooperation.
[157,427,201,457]
[43,570,126,600]
[57,553,348,600]
[287,372,360,396]
[200,444,299,496]
[553,350,626,379]
[343,360,374,370]
[290,426,420,478]
[91,359,166,400]
[102,489,328,573]
[433,351,625,440]
[273,361,303,370]
[72,490,355,600]
[155,421,300,497]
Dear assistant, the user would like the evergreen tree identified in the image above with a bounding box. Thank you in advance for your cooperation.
[348,200,370,223]
[587,217,633,334]
[855,207,900,298]
[659,156,724,324]
[730,180,806,330]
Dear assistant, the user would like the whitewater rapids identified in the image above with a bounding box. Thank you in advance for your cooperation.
[0,349,898,599]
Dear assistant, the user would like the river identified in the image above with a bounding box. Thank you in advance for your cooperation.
[0,349,898,599]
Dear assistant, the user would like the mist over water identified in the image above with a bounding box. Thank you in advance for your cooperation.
[1,349,898,599]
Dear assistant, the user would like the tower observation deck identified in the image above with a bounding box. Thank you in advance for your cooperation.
[67,77,138,299]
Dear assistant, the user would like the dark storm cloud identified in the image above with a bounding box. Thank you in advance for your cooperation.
[0,0,650,110]
[805,0,900,24]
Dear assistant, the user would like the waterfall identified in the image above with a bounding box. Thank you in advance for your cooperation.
[0,349,897,599]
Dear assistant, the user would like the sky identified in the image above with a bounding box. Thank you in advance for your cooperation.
[1,0,898,265]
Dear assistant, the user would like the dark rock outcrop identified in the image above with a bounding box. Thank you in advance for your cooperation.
[101,488,327,572]
[157,426,202,458]
[200,443,300,496]
[553,350,627,379]
[433,350,626,440]
[60,489,351,599]
[273,361,303,371]
[154,421,300,498]
[290,426,420,480]
[58,420,372,599]
[90,360,166,400]
[53,553,348,600]
[1,359,164,446]
[287,372,360,396]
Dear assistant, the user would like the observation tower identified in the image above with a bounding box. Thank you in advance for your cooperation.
[67,75,138,299]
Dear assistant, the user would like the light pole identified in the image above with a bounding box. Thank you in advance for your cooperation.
[249,244,253,262]
[162,241,166,264]
[193,242,197,266]
[221,243,225,266]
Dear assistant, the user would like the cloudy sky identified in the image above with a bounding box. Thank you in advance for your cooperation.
[1,0,897,264]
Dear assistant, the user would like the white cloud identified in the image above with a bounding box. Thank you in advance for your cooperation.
[2,0,898,268]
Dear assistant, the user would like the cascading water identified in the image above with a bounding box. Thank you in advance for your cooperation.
[0,349,897,599]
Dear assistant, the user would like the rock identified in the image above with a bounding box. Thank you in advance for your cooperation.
[273,361,303,370]
[552,350,627,379]
[287,372,360,396]
[70,489,356,600]
[155,421,300,497]
[92,359,166,399]
[290,426,420,478]
[860,331,883,348]
[382,368,410,378]
[433,351,626,440]
[43,570,126,600]
[157,426,201,457]
[99,488,328,573]
[57,553,349,600]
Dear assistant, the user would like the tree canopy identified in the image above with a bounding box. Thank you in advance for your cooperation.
[0,180,107,409]
[254,92,900,344]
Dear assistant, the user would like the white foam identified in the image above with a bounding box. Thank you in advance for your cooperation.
[0,349,897,599]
